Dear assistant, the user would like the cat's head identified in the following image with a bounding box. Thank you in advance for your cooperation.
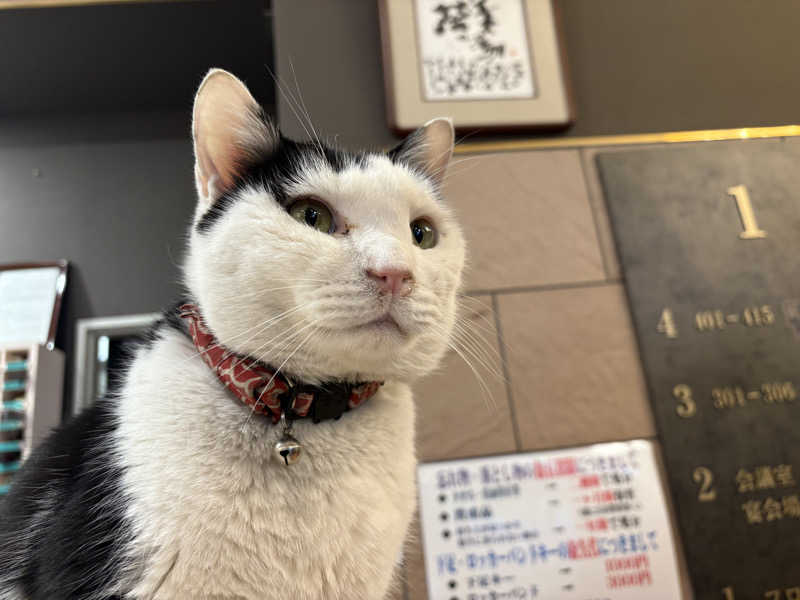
[184,69,465,384]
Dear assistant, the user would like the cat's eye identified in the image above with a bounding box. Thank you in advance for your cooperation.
[289,198,334,234]
[410,218,436,249]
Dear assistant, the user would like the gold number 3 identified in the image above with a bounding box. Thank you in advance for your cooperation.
[673,384,696,418]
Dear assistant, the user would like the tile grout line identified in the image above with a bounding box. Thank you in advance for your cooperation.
[578,147,614,281]
[466,278,621,298]
[490,293,523,452]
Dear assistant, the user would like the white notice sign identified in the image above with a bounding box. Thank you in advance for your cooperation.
[418,440,683,599]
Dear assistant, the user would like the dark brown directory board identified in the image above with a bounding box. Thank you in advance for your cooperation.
[597,138,800,600]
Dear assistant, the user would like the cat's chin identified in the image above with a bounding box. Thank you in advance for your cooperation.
[317,308,419,341]
[345,314,406,336]
[318,320,411,358]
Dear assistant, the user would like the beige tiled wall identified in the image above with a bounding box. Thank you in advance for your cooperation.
[399,148,692,600]
[450,150,606,292]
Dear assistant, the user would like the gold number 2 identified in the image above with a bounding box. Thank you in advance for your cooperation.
[727,185,767,239]
[693,466,717,501]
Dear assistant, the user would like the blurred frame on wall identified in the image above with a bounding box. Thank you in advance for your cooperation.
[72,313,159,415]
[378,0,573,134]
[0,261,67,352]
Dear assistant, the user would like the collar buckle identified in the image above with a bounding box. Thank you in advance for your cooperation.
[310,382,352,423]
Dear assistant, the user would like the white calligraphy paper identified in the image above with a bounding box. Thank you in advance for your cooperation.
[415,0,536,101]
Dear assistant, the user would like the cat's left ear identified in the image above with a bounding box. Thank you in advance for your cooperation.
[192,68,278,207]
[388,117,455,189]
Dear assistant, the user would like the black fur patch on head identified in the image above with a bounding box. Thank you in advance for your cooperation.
[0,398,132,599]
[387,131,419,165]
[195,132,368,234]
[195,193,237,234]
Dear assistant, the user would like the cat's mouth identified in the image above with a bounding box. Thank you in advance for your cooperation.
[352,313,405,336]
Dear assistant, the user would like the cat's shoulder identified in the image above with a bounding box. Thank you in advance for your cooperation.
[0,398,132,600]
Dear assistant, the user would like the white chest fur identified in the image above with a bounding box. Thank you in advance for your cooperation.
[115,331,417,599]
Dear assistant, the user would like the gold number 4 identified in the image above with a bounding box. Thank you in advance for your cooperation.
[727,185,767,239]
[657,308,678,338]
[693,466,717,501]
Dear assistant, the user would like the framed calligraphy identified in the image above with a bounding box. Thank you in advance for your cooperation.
[378,0,573,133]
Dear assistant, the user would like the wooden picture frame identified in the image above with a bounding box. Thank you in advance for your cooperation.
[378,0,573,134]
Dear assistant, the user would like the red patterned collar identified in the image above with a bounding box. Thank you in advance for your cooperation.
[179,304,382,425]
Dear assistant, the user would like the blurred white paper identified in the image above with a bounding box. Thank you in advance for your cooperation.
[0,267,62,347]
[418,440,682,599]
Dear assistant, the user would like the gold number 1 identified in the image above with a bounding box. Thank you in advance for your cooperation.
[727,185,767,239]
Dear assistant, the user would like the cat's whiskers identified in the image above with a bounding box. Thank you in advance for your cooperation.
[266,63,323,155]
[436,155,489,187]
[447,338,498,412]
[212,278,331,298]
[240,321,322,432]
[255,276,330,283]
[179,301,313,365]
[448,319,504,382]
[254,317,322,368]
[458,298,497,336]
[288,59,324,155]
[451,299,511,387]
[458,295,519,358]
[453,315,500,362]
[427,320,499,412]
[418,134,481,185]
[448,154,487,169]
[451,321,504,380]
[212,284,318,301]
[453,299,503,349]
[438,163,486,188]
[228,315,315,371]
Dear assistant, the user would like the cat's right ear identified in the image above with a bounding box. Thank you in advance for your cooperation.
[387,118,455,189]
[192,69,278,208]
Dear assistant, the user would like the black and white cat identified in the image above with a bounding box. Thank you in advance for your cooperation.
[0,70,465,599]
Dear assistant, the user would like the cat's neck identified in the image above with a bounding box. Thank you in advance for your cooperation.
[161,297,389,386]
[119,326,415,465]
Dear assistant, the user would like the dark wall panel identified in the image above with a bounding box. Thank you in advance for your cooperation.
[274,0,800,147]
[0,0,273,115]
[559,0,800,136]
[0,0,275,415]
[273,0,393,149]
[0,116,196,413]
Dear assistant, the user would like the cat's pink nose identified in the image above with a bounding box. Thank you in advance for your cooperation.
[366,267,414,296]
